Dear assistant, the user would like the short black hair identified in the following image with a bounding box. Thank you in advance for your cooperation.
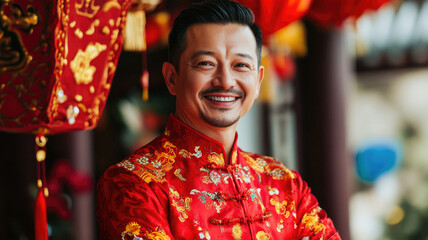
[168,0,263,70]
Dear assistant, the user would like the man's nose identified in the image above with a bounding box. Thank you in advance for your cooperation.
[213,65,236,89]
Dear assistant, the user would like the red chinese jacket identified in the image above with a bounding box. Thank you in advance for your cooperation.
[97,115,341,240]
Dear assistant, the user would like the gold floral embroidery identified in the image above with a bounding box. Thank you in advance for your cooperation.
[247,188,266,212]
[270,196,294,218]
[133,142,176,183]
[241,152,296,180]
[235,166,254,183]
[256,231,271,240]
[230,150,237,164]
[232,224,242,240]
[117,160,135,171]
[199,167,230,185]
[190,189,227,213]
[163,141,177,152]
[196,228,211,240]
[207,153,225,166]
[266,186,279,195]
[125,222,141,235]
[121,222,143,239]
[70,43,107,85]
[179,149,192,158]
[179,146,202,159]
[174,168,186,181]
[144,227,171,240]
[170,187,192,222]
[241,152,264,173]
[265,165,295,180]
[301,208,327,235]
[277,219,285,232]
[193,146,202,158]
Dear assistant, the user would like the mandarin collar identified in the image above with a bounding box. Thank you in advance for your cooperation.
[164,114,239,165]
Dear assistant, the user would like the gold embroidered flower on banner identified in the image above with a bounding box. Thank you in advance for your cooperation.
[70,42,107,84]
[75,0,100,18]
[0,1,39,74]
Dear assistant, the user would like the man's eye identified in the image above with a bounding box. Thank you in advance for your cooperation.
[235,63,250,69]
[197,61,213,66]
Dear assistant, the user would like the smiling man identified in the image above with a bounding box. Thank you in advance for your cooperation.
[97,1,340,239]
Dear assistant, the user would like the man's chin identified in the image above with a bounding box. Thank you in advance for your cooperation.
[201,114,240,128]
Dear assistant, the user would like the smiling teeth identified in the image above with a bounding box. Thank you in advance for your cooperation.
[206,96,236,102]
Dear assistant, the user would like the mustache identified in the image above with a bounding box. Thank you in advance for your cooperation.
[199,88,244,98]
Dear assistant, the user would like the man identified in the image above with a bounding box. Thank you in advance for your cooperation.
[97,1,341,239]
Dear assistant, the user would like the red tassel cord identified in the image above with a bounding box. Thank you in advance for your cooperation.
[35,135,49,240]
[35,191,48,240]
[141,69,149,101]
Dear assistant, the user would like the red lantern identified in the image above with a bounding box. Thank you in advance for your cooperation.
[0,0,131,135]
[273,54,296,81]
[0,1,131,239]
[307,0,390,27]
[236,0,312,39]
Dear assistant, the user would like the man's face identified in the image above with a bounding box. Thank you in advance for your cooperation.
[163,23,264,132]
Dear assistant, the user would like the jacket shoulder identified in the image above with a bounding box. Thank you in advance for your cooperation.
[240,150,296,180]
[115,136,177,184]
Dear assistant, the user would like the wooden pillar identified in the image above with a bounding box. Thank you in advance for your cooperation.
[66,131,95,240]
[295,20,352,240]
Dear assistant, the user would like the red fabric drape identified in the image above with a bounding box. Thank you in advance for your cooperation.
[307,0,390,27]
[237,0,312,39]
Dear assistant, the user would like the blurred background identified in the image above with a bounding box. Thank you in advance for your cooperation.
[1,0,428,239]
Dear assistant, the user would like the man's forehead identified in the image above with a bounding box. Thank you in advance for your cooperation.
[183,23,257,56]
[186,22,251,36]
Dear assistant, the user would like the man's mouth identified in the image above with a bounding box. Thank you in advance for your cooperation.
[204,96,238,102]
[200,89,244,103]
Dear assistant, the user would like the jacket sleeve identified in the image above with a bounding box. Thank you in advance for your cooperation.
[97,166,174,240]
[293,171,341,240]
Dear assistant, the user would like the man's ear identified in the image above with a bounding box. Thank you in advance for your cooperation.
[162,62,178,95]
[255,65,264,97]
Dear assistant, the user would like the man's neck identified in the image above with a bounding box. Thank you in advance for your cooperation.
[200,127,236,163]
[174,114,237,163]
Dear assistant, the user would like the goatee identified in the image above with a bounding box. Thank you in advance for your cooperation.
[201,111,240,128]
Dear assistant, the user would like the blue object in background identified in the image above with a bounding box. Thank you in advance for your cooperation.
[355,140,402,183]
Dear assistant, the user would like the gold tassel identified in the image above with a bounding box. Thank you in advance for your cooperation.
[35,135,48,240]
[123,5,147,52]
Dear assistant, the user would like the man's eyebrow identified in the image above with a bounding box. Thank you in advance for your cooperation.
[191,50,215,60]
[191,51,254,61]
[236,53,254,61]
